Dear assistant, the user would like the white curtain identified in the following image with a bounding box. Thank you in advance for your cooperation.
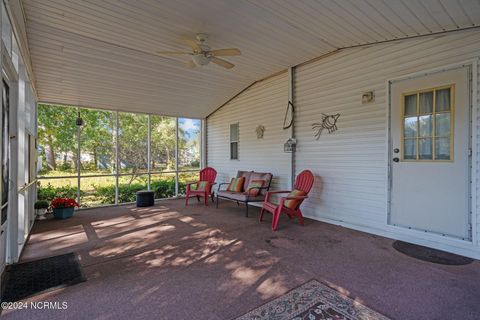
[436,89,450,112]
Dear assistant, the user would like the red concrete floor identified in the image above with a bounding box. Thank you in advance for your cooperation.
[3,199,480,319]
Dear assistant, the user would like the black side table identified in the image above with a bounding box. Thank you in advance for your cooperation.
[136,190,155,207]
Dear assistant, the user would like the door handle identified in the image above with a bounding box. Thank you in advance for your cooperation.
[393,158,399,162]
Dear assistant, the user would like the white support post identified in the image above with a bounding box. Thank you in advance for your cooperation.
[201,119,206,168]
[147,114,151,191]
[175,117,179,196]
[76,107,81,205]
[115,111,119,205]
[288,67,295,189]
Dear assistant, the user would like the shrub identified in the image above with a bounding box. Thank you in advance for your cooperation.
[34,200,49,209]
[37,183,78,202]
[151,178,176,199]
[38,176,184,206]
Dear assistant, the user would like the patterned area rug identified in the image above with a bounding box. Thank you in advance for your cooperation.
[234,280,390,320]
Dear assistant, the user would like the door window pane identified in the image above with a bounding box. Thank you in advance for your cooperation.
[80,109,116,174]
[436,88,451,112]
[435,113,450,137]
[418,115,433,137]
[404,117,417,138]
[418,138,433,160]
[178,118,201,170]
[435,138,451,160]
[404,94,417,116]
[150,116,176,172]
[118,112,148,174]
[419,91,433,114]
[401,85,453,161]
[404,139,416,160]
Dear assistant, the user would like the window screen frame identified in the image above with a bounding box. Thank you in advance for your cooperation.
[400,84,455,162]
[230,122,239,160]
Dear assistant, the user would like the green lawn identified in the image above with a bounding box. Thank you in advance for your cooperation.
[37,170,197,207]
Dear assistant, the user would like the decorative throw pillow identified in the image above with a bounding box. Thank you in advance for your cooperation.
[245,179,265,196]
[191,181,208,191]
[227,177,245,192]
[283,189,307,209]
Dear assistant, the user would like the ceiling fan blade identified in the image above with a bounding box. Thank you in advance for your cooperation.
[210,57,235,69]
[157,51,192,55]
[183,38,201,52]
[209,48,241,56]
[185,60,197,69]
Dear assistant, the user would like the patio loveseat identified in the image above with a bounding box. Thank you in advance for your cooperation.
[216,170,273,217]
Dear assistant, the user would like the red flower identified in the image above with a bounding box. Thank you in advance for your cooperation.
[50,198,79,209]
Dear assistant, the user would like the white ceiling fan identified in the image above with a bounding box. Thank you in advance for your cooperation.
[157,33,241,69]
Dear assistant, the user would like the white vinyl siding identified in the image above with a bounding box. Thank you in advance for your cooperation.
[207,29,480,258]
[294,30,480,248]
[207,73,290,191]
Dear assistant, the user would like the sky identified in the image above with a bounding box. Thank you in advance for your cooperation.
[179,118,200,136]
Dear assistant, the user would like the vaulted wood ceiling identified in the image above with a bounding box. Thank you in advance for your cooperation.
[22,0,480,118]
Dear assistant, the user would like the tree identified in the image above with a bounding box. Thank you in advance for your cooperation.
[118,113,149,185]
[79,109,115,172]
[150,116,176,171]
[37,104,77,173]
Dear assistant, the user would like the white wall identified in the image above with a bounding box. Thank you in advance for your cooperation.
[207,73,290,191]
[0,0,38,270]
[207,29,480,258]
[295,30,480,258]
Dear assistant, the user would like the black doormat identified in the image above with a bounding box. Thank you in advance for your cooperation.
[2,253,86,302]
[393,241,474,265]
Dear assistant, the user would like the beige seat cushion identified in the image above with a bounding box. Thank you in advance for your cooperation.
[217,190,265,202]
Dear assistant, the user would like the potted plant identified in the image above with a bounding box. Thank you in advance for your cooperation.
[34,200,49,220]
[50,197,79,219]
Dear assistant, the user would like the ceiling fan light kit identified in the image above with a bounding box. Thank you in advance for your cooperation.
[192,54,211,66]
[157,33,241,69]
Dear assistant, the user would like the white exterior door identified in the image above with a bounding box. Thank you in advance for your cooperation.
[390,66,471,240]
[0,79,10,273]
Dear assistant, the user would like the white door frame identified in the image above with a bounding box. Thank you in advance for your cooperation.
[386,59,478,246]
[2,44,19,264]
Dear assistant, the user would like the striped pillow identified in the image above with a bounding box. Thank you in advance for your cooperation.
[283,189,307,209]
[227,177,245,192]
[246,179,265,196]
[191,181,208,191]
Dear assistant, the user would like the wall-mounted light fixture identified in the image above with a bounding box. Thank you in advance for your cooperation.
[284,138,296,153]
[362,91,375,104]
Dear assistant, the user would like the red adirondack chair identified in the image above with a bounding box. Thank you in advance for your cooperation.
[260,170,314,231]
[185,167,217,206]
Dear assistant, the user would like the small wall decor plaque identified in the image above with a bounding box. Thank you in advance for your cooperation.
[255,125,265,139]
[312,113,340,140]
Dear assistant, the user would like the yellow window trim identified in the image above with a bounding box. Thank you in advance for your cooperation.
[400,84,455,162]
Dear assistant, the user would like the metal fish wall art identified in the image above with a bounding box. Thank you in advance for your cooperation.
[312,113,340,140]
